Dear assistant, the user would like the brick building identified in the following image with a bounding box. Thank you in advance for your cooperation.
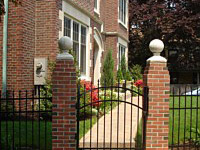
[0,0,129,91]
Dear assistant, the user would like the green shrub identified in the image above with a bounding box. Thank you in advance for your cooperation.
[101,49,114,86]
[117,68,123,81]
[130,64,142,81]
[126,69,132,81]
[120,54,127,80]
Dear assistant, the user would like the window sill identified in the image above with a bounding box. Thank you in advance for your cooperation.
[94,9,100,16]
[80,74,90,81]
[118,20,128,30]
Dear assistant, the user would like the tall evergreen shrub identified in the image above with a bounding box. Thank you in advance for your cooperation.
[120,54,127,80]
[101,49,114,86]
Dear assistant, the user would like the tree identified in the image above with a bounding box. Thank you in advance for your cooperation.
[120,54,127,79]
[129,0,200,70]
[0,0,21,16]
[101,49,114,86]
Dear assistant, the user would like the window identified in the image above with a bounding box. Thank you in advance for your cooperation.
[94,0,97,10]
[119,44,126,65]
[64,16,87,75]
[94,0,100,14]
[119,0,127,24]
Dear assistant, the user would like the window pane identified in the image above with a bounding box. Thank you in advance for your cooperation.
[73,22,79,42]
[64,17,71,37]
[81,26,86,45]
[119,44,126,65]
[94,0,97,9]
[119,0,126,24]
[80,45,86,74]
[119,0,123,20]
[123,0,126,23]
[73,42,79,65]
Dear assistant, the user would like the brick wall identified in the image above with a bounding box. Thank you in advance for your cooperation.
[72,0,94,15]
[143,61,170,149]
[0,0,36,91]
[52,54,77,150]
[35,0,61,61]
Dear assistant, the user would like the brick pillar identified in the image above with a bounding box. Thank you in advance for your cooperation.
[143,39,170,150]
[52,37,77,150]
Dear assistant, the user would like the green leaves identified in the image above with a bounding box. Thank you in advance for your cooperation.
[101,49,114,86]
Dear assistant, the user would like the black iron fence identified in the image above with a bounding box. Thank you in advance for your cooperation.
[169,87,200,149]
[0,89,52,150]
[76,80,148,149]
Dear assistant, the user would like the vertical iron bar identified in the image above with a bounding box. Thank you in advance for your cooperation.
[178,87,181,147]
[110,80,113,148]
[19,90,21,149]
[76,83,80,150]
[97,80,100,149]
[83,84,86,148]
[137,86,140,147]
[130,82,133,148]
[172,87,175,149]
[6,91,8,150]
[123,80,127,148]
[45,90,47,150]
[117,80,120,149]
[32,90,34,150]
[0,91,1,150]
[143,87,148,149]
[90,82,93,148]
[26,90,28,149]
[12,91,15,150]
[190,86,192,148]
[0,91,1,149]
[38,87,41,149]
[196,87,199,150]
[184,86,186,148]
[103,80,106,148]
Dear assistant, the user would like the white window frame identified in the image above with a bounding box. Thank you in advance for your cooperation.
[63,15,88,75]
[118,0,128,28]
[94,0,100,15]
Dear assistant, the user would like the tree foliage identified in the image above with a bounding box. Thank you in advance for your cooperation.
[129,0,200,71]
[101,49,114,86]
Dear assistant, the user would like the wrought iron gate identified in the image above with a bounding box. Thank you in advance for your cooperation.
[76,80,148,149]
[169,87,200,149]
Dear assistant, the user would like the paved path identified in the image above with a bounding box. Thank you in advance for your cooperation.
[79,93,143,148]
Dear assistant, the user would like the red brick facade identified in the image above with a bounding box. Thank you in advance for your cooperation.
[0,0,128,91]
[143,61,170,150]
[0,0,35,91]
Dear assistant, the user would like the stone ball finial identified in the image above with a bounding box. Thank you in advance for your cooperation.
[149,39,164,56]
[58,36,72,53]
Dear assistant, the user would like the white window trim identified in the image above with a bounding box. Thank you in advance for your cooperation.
[94,0,100,15]
[118,0,128,29]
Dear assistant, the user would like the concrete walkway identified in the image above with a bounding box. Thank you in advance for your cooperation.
[79,93,143,148]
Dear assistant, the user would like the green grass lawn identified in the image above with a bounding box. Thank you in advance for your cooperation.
[169,95,200,146]
[79,117,97,139]
[1,121,52,150]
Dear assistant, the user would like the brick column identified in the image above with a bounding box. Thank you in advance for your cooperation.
[52,37,77,150]
[143,39,170,150]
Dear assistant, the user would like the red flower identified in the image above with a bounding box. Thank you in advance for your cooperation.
[135,80,143,87]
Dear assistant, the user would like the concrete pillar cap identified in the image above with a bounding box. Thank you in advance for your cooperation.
[147,39,167,63]
[58,36,73,53]
[57,36,73,60]
[149,39,164,56]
